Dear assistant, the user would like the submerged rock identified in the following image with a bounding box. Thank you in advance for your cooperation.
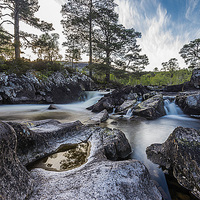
[146,126,200,199]
[0,121,33,200]
[176,91,200,115]
[48,104,58,110]
[33,142,90,172]
[132,94,166,120]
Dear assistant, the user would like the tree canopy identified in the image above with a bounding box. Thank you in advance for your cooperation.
[61,0,148,82]
[179,38,200,69]
[0,26,14,59]
[161,58,180,77]
[32,33,62,62]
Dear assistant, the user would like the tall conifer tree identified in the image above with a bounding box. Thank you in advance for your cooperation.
[0,0,53,59]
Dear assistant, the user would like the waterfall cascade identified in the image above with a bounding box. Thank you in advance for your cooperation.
[124,108,132,118]
[164,98,183,115]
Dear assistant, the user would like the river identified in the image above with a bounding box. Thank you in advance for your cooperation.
[0,91,199,200]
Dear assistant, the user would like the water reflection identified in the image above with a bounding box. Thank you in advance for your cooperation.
[29,142,90,172]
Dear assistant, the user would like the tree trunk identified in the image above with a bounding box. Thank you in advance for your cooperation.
[14,0,20,59]
[89,0,93,77]
[105,52,110,83]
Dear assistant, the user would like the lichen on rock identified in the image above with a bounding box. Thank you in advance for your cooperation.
[146,126,200,199]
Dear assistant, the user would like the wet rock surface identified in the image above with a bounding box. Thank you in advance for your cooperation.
[146,126,200,199]
[87,85,149,113]
[0,71,93,104]
[7,119,83,165]
[0,121,33,200]
[132,94,166,119]
[175,91,200,115]
[0,119,162,200]
[90,109,109,123]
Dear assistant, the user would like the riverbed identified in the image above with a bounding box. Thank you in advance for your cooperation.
[0,91,199,200]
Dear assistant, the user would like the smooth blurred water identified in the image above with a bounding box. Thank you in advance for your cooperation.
[0,91,105,122]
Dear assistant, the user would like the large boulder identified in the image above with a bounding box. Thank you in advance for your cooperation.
[87,85,149,113]
[0,121,33,200]
[146,127,200,199]
[26,120,161,200]
[1,119,162,199]
[7,120,83,165]
[132,94,166,120]
[175,91,200,115]
[0,71,93,104]
[190,68,200,89]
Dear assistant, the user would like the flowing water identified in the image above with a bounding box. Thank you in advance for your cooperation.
[0,92,200,200]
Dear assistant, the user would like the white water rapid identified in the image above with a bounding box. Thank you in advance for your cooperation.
[164,98,183,115]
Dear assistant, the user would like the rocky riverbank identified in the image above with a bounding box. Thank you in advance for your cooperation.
[0,70,94,104]
[0,120,162,200]
[146,127,200,199]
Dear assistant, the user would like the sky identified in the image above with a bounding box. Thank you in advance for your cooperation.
[2,0,200,71]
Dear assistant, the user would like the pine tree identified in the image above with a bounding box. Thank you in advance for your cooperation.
[179,39,200,69]
[93,1,146,82]
[61,0,95,77]
[0,0,53,59]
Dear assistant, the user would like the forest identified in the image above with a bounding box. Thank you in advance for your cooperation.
[0,0,199,86]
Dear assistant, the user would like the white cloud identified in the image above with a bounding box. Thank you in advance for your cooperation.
[115,0,188,70]
[185,0,200,24]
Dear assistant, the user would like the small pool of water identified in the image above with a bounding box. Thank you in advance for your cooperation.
[28,142,91,172]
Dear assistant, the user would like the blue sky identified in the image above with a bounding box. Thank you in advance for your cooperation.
[115,0,200,70]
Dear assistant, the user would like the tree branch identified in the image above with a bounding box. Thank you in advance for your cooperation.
[0,29,14,37]
[0,13,11,18]
[0,20,14,26]
[0,3,14,11]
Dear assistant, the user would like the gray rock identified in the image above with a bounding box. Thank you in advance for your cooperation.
[125,92,138,100]
[26,121,161,200]
[132,94,166,119]
[1,119,162,200]
[143,91,157,100]
[48,104,58,110]
[30,160,161,200]
[146,126,200,199]
[190,68,200,88]
[0,71,94,104]
[0,121,33,200]
[7,120,83,165]
[117,100,137,112]
[87,85,150,113]
[90,109,109,123]
[176,91,200,115]
[103,128,132,160]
